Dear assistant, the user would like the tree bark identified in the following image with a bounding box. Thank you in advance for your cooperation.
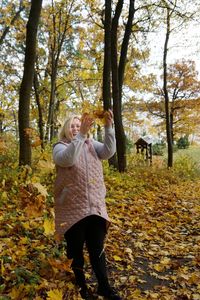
[118,0,135,98]
[33,70,45,149]
[103,0,118,168]
[18,0,43,165]
[111,0,127,172]
[46,59,57,141]
[163,7,173,168]
[103,0,112,110]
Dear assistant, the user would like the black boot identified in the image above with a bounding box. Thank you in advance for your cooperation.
[79,286,94,300]
[73,267,86,286]
[72,268,90,299]
[97,286,122,300]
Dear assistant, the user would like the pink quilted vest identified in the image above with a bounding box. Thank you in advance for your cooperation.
[54,139,110,237]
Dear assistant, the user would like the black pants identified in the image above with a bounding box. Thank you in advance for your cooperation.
[64,215,110,290]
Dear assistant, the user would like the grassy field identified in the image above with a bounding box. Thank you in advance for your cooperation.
[173,145,200,163]
[155,145,200,168]
[130,144,200,171]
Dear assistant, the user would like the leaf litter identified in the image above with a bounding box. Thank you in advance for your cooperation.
[0,155,200,299]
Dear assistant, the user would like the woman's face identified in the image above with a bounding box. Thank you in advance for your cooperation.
[70,118,81,138]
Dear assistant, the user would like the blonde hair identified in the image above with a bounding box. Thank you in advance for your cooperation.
[59,115,81,141]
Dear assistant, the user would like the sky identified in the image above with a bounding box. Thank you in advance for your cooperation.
[42,0,200,77]
[144,21,200,78]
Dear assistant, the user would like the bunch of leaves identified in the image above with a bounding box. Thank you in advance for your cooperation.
[81,100,107,127]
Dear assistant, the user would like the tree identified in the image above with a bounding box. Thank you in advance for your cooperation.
[44,0,76,142]
[103,0,136,172]
[18,0,43,165]
[35,0,92,144]
[162,4,173,167]
[0,0,25,47]
[102,0,112,111]
[152,0,197,167]
[146,59,200,145]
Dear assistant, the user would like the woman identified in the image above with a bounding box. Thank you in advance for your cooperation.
[53,110,122,300]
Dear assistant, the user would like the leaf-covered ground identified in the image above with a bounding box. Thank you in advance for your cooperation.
[0,149,200,300]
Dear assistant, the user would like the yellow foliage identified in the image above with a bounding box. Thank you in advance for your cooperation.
[0,145,200,299]
[1,258,5,276]
[9,284,27,300]
[32,182,48,198]
[48,257,73,273]
[113,255,122,261]
[0,139,7,153]
[31,136,42,148]
[43,218,55,236]
[37,159,55,172]
[81,100,106,126]
[47,289,63,300]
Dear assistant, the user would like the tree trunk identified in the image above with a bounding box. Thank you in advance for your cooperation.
[18,0,43,166]
[33,71,45,149]
[103,0,118,168]
[170,111,174,145]
[118,0,135,97]
[163,7,173,168]
[45,64,57,142]
[103,0,112,110]
[111,0,127,172]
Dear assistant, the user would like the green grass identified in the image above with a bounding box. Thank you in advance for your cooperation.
[173,145,200,163]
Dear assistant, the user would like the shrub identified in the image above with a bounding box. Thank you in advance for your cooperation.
[126,137,134,153]
[152,143,165,156]
[177,135,190,149]
[173,154,200,179]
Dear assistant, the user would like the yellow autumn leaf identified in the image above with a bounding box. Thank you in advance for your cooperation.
[131,289,142,297]
[47,289,63,300]
[153,263,165,272]
[1,191,8,201]
[48,257,73,272]
[1,259,5,276]
[9,284,27,299]
[32,182,48,197]
[18,237,29,245]
[188,272,200,284]
[113,255,122,261]
[160,257,171,265]
[149,292,160,299]
[37,159,55,171]
[31,136,42,147]
[43,218,55,236]
[66,281,74,290]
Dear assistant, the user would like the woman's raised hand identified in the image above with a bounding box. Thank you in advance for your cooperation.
[104,109,114,127]
[80,113,94,136]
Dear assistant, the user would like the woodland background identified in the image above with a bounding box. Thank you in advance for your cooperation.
[0,0,200,299]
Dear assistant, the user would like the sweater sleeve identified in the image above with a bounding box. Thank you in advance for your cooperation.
[53,133,87,167]
[92,126,116,160]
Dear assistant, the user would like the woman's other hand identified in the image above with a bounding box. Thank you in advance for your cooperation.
[104,109,114,127]
[80,113,94,136]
